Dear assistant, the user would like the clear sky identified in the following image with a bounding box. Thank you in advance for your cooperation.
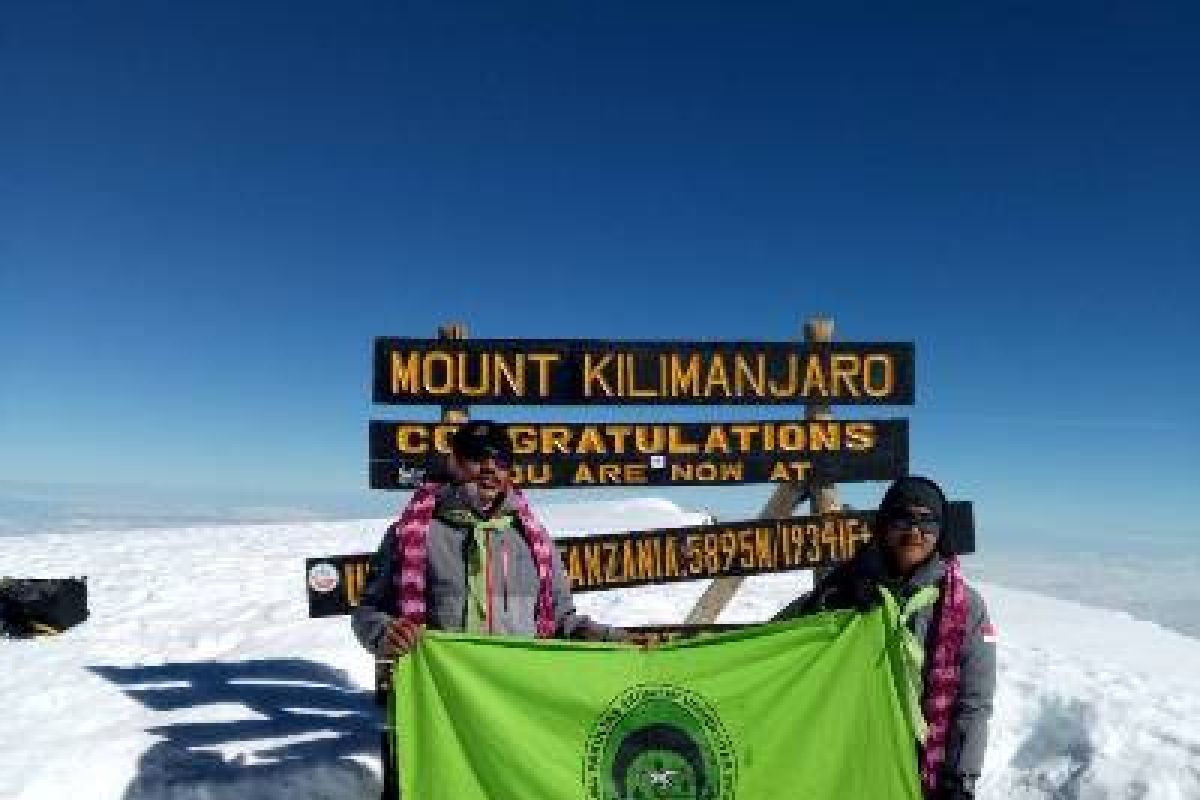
[2,2,1197,542]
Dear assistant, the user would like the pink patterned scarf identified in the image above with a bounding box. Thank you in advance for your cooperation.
[390,482,557,638]
[920,555,968,795]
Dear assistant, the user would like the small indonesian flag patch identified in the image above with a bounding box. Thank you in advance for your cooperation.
[981,622,999,644]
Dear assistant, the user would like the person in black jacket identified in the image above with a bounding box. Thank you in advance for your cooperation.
[776,476,996,800]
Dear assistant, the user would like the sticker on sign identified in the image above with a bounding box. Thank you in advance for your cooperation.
[307,562,340,594]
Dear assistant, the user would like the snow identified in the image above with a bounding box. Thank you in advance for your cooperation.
[2,498,1199,799]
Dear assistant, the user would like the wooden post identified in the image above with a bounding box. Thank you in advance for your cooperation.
[683,317,840,624]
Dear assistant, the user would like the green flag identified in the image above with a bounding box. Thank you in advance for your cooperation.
[394,606,921,800]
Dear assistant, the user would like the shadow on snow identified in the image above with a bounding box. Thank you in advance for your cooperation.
[89,658,383,800]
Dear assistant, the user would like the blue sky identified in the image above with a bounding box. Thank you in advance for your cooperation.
[2,2,1197,542]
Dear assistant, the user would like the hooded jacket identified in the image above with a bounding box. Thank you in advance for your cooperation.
[776,544,997,785]
[352,484,622,654]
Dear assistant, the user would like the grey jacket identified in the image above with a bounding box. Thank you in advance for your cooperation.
[352,485,623,655]
[776,547,996,784]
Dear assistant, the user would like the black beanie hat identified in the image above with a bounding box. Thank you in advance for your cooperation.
[877,476,947,526]
[450,420,514,461]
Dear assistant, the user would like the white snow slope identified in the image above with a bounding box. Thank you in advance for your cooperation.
[2,498,1198,800]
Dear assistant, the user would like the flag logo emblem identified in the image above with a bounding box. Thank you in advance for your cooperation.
[584,683,737,800]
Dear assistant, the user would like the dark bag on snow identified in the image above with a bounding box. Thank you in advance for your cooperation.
[0,577,89,636]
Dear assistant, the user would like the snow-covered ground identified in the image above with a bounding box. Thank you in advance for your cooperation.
[2,498,1198,799]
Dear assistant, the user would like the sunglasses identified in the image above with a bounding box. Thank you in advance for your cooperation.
[885,513,942,536]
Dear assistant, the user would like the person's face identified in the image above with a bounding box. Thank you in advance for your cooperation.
[883,504,940,575]
[453,450,512,511]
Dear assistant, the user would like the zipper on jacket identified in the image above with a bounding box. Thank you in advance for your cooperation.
[502,538,510,614]
[484,531,493,634]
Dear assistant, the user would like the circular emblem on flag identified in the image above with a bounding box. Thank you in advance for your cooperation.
[307,562,340,594]
[584,684,736,800]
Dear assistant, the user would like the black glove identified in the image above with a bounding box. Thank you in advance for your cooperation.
[848,575,882,611]
[937,776,977,800]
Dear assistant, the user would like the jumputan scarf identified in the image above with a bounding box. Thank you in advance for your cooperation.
[389,483,557,638]
[920,555,968,795]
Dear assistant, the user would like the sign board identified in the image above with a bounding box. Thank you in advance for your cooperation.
[368,419,909,489]
[304,502,974,617]
[374,338,915,406]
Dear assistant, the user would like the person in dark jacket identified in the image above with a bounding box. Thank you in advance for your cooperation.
[352,419,628,660]
[775,476,996,800]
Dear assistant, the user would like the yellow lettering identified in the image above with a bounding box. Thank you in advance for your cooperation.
[809,422,841,451]
[669,353,702,397]
[607,425,632,454]
[685,535,704,575]
[821,520,839,561]
[668,426,699,455]
[837,518,853,561]
[730,424,758,453]
[703,426,731,454]
[664,536,681,577]
[830,354,861,398]
[719,462,744,481]
[598,464,621,484]
[738,531,755,569]
[573,463,596,484]
[846,422,876,450]
[806,524,821,562]
[768,354,798,398]
[390,351,421,394]
[637,538,660,581]
[622,540,638,581]
[584,544,603,587]
[457,352,489,397]
[624,463,648,484]
[733,353,765,397]
[789,526,805,566]
[432,425,456,453]
[344,562,365,606]
[863,354,894,399]
[394,425,428,454]
[422,351,455,394]
[528,353,559,397]
[625,354,657,398]
[544,427,572,455]
[604,542,620,584]
[577,426,607,455]
[509,426,537,455]
[704,355,731,397]
[566,546,584,589]
[777,423,805,451]
[494,353,525,396]
[634,426,666,453]
[704,534,721,573]
[720,531,738,570]
[756,528,776,569]
[512,463,551,485]
[801,354,828,398]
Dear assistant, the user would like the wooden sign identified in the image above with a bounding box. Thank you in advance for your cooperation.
[304,502,974,616]
[368,419,909,489]
[373,338,915,406]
